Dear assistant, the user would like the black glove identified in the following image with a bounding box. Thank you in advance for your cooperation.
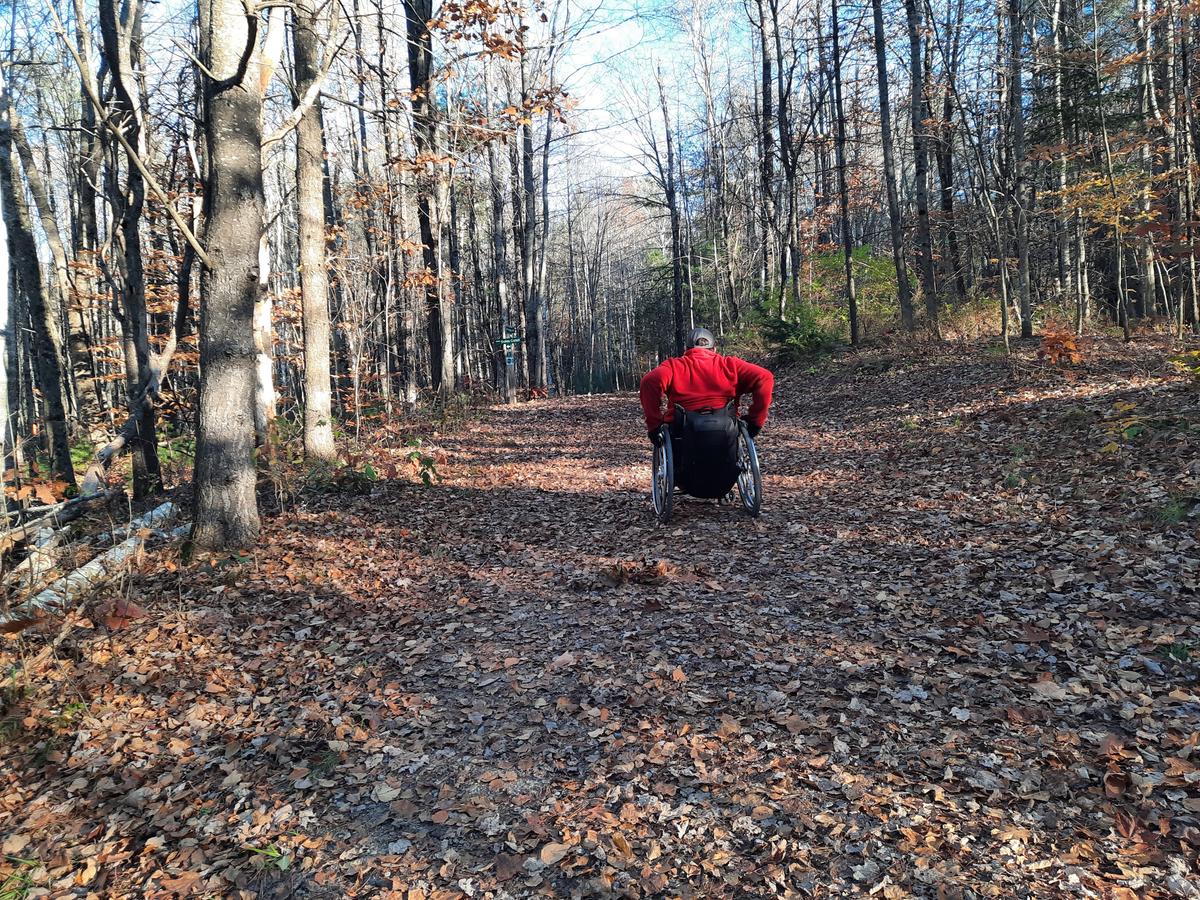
[649,430,664,447]
[746,422,761,439]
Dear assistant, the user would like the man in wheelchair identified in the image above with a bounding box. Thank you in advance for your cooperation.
[639,327,774,501]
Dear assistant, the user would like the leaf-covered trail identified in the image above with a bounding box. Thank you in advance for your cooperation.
[2,347,1198,898]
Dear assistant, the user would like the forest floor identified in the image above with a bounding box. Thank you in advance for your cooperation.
[2,336,1199,899]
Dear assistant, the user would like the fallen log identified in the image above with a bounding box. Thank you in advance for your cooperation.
[0,489,117,556]
[97,501,179,546]
[4,525,65,594]
[2,501,180,598]
[0,505,185,633]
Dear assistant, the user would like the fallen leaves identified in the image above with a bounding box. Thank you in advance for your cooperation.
[1,342,1197,898]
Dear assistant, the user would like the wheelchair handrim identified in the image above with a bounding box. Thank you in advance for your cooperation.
[652,438,673,519]
[737,430,761,514]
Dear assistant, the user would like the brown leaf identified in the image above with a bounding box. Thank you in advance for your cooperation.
[539,842,570,865]
[1104,770,1129,798]
[95,597,149,631]
[1031,677,1069,701]
[494,853,524,881]
[159,872,203,895]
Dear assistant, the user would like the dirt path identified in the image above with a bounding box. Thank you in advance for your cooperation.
[2,346,1197,898]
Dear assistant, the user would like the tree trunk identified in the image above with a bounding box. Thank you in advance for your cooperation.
[70,0,107,431]
[403,0,445,393]
[294,0,336,462]
[1009,0,1034,338]
[872,0,914,329]
[831,0,858,345]
[520,49,544,391]
[658,72,686,356]
[484,66,515,402]
[905,0,939,329]
[0,142,7,473]
[1183,5,1200,331]
[1134,0,1155,319]
[755,0,777,308]
[98,0,162,498]
[6,114,77,423]
[192,0,264,549]
[0,85,75,483]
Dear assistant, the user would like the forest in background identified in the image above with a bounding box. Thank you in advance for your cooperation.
[0,0,1198,552]
[1,0,1199,892]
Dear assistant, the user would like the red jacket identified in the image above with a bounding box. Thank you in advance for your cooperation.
[640,348,774,432]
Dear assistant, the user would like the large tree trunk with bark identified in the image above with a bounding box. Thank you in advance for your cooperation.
[191,0,264,549]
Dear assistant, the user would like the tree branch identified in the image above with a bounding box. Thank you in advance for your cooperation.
[41,0,212,268]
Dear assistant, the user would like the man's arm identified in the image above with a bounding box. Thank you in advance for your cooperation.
[730,358,774,429]
[639,362,672,433]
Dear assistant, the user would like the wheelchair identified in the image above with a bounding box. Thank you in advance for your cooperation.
[651,403,762,523]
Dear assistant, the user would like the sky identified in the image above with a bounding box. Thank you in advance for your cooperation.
[536,0,754,186]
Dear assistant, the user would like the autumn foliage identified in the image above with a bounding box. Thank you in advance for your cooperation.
[1037,322,1084,366]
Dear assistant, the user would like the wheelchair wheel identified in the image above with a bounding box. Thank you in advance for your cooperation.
[736,422,762,518]
[651,426,674,523]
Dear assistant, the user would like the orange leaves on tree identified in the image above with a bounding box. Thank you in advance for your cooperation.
[404,267,437,289]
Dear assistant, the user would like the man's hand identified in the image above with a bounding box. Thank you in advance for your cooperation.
[746,422,761,439]
[649,429,664,447]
